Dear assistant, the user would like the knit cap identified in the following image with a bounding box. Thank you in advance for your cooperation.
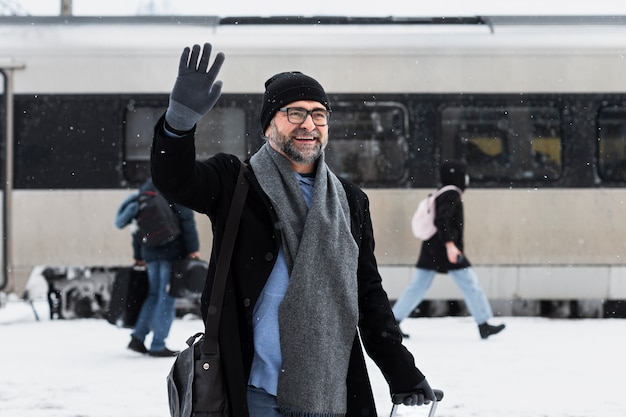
[260,71,331,132]
[440,160,467,190]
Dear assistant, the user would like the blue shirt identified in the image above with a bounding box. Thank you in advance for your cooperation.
[247,172,314,395]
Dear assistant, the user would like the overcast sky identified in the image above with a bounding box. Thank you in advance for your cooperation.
[5,0,626,17]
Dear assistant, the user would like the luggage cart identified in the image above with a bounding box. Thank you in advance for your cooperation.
[390,389,444,417]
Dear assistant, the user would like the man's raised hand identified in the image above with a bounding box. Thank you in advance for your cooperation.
[165,43,225,131]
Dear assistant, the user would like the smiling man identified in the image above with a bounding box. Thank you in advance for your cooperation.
[259,72,330,172]
[151,43,436,417]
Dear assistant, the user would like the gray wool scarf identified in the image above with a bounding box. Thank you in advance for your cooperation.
[250,144,359,417]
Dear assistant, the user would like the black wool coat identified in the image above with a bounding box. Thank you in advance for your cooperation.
[417,189,471,272]
[151,118,427,417]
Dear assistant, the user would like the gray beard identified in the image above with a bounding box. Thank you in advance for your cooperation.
[268,124,325,164]
[280,139,323,164]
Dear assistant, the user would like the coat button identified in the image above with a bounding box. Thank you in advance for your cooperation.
[243,298,251,307]
[264,252,274,261]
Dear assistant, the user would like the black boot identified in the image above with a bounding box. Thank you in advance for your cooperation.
[148,347,180,357]
[396,321,410,339]
[127,336,148,354]
[478,322,505,339]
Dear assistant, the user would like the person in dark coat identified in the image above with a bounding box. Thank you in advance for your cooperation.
[150,43,437,417]
[115,178,200,357]
[393,160,505,340]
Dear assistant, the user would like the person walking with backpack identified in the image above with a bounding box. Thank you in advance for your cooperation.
[115,178,200,356]
[394,160,506,340]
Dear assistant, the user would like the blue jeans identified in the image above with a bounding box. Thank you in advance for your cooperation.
[392,267,493,325]
[132,260,176,351]
[247,386,282,417]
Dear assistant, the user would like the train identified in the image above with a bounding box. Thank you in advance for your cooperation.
[1,14,626,318]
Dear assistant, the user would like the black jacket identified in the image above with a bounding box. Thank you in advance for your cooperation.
[417,188,471,272]
[151,117,427,417]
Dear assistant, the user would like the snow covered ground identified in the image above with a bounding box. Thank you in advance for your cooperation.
[1,296,624,417]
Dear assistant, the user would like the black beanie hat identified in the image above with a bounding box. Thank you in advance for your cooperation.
[440,160,467,190]
[260,71,331,132]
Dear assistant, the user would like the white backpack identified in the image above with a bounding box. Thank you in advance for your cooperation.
[411,185,463,240]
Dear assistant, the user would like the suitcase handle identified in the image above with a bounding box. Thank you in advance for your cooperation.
[390,389,444,417]
[433,389,444,401]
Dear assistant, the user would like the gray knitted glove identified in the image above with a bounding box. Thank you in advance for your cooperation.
[165,43,225,131]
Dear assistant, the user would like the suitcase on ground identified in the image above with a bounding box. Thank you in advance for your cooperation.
[106,266,149,328]
[168,258,208,299]
[390,389,444,417]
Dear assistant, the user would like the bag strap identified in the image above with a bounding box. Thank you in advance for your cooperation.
[425,185,462,210]
[432,184,463,199]
[202,162,249,355]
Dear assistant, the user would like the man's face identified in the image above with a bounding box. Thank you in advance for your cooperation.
[265,100,329,166]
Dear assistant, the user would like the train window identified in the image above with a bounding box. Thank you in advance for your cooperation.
[325,101,409,187]
[124,104,247,184]
[598,107,626,181]
[440,106,562,182]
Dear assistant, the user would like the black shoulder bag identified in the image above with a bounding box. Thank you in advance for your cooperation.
[167,163,249,417]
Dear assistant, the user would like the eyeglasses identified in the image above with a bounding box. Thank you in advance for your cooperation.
[278,107,331,126]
